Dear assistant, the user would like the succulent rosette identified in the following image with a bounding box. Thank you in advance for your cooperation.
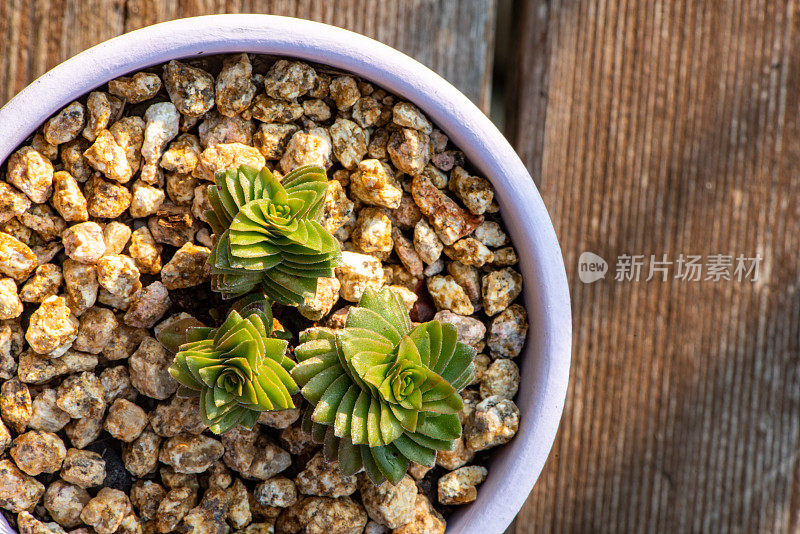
[165,303,299,434]
[206,164,342,305]
[293,288,476,484]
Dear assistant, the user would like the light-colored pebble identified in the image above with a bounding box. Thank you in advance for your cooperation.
[335,251,384,302]
[25,296,79,357]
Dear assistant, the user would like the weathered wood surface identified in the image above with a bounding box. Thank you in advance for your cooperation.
[4,0,799,532]
[0,0,496,112]
[509,0,800,532]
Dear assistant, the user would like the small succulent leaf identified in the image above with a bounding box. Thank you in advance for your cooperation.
[379,401,404,444]
[351,342,396,368]
[337,437,363,476]
[367,398,384,446]
[420,394,462,415]
[425,321,443,372]
[392,434,437,467]
[273,263,335,279]
[221,351,257,381]
[201,388,223,422]
[389,403,419,433]
[345,308,402,344]
[198,364,228,389]
[216,178,241,220]
[253,375,278,410]
[282,164,326,187]
[239,408,260,429]
[358,289,413,336]
[227,229,272,246]
[407,326,432,368]
[338,327,394,349]
[285,217,310,245]
[432,323,459,375]
[208,188,233,227]
[281,247,341,264]
[284,189,317,216]
[415,413,462,441]
[251,171,264,200]
[334,384,360,438]
[310,417,328,443]
[169,361,204,391]
[237,377,262,406]
[178,338,213,353]
[259,276,306,306]
[205,209,227,236]
[312,374,352,424]
[289,186,327,220]
[450,363,477,392]
[350,352,394,385]
[261,358,298,395]
[208,405,246,435]
[361,448,388,486]
[268,269,320,296]
[405,431,455,452]
[213,310,242,344]
[213,384,236,407]
[301,365,343,404]
[350,391,371,445]
[225,171,247,207]
[187,357,223,387]
[292,356,341,386]
[370,444,409,485]
[157,317,205,353]
[323,426,340,461]
[246,315,271,347]
[284,175,327,197]
[401,388,423,411]
[261,167,289,205]
[176,385,200,398]
[298,327,337,344]
[261,337,291,363]
[258,372,293,409]
[250,373,275,409]
[396,335,423,365]
[239,169,256,205]
[417,371,457,400]
[362,363,392,392]
[439,342,477,383]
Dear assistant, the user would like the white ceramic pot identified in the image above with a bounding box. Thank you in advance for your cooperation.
[0,15,571,534]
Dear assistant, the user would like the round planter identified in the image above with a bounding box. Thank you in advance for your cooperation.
[0,15,571,534]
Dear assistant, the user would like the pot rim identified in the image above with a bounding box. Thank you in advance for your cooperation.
[0,15,571,534]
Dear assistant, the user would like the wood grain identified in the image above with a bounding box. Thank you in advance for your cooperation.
[0,0,496,113]
[6,0,799,532]
[510,0,800,532]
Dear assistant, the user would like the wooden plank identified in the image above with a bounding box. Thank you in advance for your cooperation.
[509,0,800,532]
[125,0,495,112]
[1,1,494,112]
[0,0,127,106]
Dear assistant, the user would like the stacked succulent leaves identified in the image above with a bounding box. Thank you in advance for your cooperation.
[163,299,298,434]
[293,288,476,485]
[206,164,342,305]
[162,165,476,484]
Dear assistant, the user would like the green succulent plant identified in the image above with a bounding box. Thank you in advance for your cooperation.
[206,164,342,305]
[163,301,299,434]
[293,288,476,484]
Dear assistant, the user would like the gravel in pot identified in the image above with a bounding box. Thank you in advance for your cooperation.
[0,52,527,534]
